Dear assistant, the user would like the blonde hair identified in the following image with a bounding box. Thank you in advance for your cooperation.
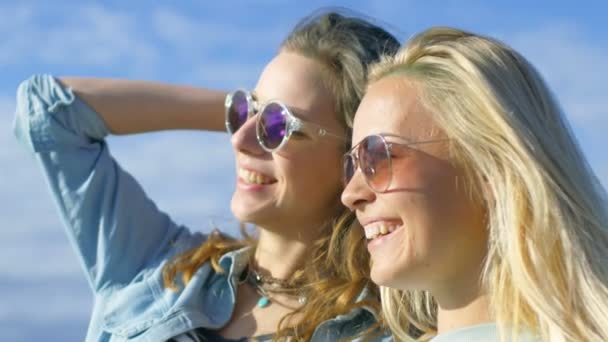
[368,27,608,341]
[163,10,399,341]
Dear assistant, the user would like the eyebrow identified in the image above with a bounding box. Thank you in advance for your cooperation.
[252,91,308,118]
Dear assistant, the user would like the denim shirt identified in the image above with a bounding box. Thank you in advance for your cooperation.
[13,74,391,342]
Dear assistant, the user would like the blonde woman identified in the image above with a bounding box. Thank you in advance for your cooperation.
[13,11,399,341]
[341,27,608,341]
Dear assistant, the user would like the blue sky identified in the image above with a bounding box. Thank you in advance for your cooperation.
[1,0,606,340]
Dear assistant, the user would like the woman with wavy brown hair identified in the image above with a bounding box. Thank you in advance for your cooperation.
[342,27,608,341]
[14,10,399,341]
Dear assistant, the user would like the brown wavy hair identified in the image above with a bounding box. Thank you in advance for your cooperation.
[163,9,399,341]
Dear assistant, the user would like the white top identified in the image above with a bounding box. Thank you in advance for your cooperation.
[430,323,538,342]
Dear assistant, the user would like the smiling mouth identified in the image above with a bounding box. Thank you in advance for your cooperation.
[363,222,401,240]
[238,168,277,185]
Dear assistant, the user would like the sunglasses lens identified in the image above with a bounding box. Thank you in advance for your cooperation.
[258,102,287,150]
[361,135,391,191]
[343,154,355,186]
[227,90,249,134]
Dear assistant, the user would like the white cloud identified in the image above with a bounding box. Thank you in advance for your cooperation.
[152,7,286,53]
[0,4,158,68]
[0,4,35,65]
[507,23,608,126]
[191,62,263,89]
[0,240,83,279]
[43,6,158,67]
[0,96,14,132]
[152,8,203,50]
[0,4,278,86]
[365,0,420,24]
[0,276,91,321]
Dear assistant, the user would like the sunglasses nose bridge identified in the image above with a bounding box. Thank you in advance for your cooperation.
[251,100,261,116]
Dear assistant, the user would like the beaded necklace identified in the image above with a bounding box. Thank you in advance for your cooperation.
[240,265,307,308]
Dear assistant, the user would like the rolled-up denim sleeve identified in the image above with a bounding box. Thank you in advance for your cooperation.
[13,74,194,292]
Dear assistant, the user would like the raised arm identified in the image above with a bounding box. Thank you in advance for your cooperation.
[60,77,227,134]
[13,74,209,293]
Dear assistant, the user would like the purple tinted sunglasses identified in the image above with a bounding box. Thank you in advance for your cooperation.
[225,89,345,152]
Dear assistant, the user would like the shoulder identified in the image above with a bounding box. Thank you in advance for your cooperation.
[311,304,389,342]
[431,323,539,342]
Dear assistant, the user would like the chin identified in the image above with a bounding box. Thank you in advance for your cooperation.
[230,195,274,225]
[370,268,394,288]
[370,262,414,290]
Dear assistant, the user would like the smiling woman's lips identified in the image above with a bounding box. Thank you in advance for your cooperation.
[238,168,277,185]
[363,221,401,240]
[366,226,404,252]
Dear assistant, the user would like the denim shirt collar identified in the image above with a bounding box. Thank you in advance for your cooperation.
[219,245,252,282]
[101,245,385,341]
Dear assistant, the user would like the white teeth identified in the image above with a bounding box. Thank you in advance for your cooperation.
[364,223,400,240]
[239,168,273,185]
[364,225,379,239]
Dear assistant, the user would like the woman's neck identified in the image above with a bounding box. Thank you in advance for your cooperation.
[434,278,493,335]
[436,294,492,335]
[252,227,318,279]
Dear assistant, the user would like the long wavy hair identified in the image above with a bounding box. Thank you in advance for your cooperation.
[163,10,400,341]
[367,27,608,341]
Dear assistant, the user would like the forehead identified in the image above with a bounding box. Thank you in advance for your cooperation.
[352,76,440,144]
[254,51,338,128]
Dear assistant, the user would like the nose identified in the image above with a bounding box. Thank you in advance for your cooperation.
[341,168,376,211]
[230,115,266,156]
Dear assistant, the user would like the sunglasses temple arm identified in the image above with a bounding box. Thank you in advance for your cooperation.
[316,128,347,141]
[292,119,347,141]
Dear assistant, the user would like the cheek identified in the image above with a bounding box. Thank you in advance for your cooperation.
[412,171,488,277]
[393,156,475,228]
[428,171,485,236]
[397,162,483,239]
[397,194,437,263]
